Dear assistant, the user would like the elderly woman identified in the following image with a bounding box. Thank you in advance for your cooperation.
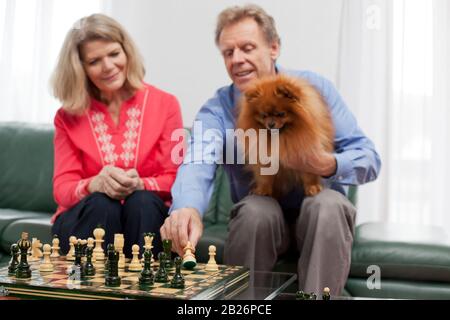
[50,14,183,257]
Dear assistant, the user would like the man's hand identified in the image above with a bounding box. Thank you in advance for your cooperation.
[160,208,203,256]
[285,150,337,178]
[88,166,142,200]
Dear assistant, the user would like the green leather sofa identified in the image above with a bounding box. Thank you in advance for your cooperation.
[1,121,450,299]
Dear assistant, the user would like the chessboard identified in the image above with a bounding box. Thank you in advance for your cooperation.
[0,257,249,300]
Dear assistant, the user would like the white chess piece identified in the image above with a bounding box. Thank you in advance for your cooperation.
[30,238,43,261]
[205,245,219,271]
[114,234,125,269]
[93,227,105,261]
[128,244,143,272]
[66,236,77,261]
[142,234,154,264]
[39,244,54,272]
[50,236,60,258]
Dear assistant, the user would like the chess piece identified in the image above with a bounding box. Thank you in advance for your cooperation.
[30,238,43,261]
[139,249,154,287]
[73,239,86,269]
[154,252,169,283]
[129,244,143,272]
[66,236,77,261]
[105,244,121,287]
[182,241,197,270]
[170,256,185,289]
[39,244,54,272]
[86,237,96,263]
[16,232,32,279]
[322,287,331,301]
[114,234,125,269]
[8,244,20,276]
[93,227,105,261]
[50,235,60,258]
[82,243,96,277]
[163,239,174,269]
[205,245,219,271]
[142,233,155,263]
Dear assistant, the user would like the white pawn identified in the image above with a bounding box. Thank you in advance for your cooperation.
[93,227,105,261]
[50,236,60,258]
[66,236,77,261]
[39,244,54,272]
[205,245,219,271]
[128,244,143,272]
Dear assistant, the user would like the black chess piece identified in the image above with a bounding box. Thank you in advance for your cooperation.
[8,244,20,276]
[139,249,154,287]
[105,244,121,287]
[154,252,169,283]
[16,232,32,279]
[73,240,83,268]
[170,256,185,289]
[82,246,96,277]
[163,239,174,269]
[104,243,114,277]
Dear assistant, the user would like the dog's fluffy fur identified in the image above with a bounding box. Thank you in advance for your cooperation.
[236,74,334,198]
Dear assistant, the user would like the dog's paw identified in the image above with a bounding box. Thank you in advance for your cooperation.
[305,184,323,197]
[251,186,273,197]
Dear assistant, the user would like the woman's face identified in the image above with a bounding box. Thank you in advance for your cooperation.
[80,40,128,97]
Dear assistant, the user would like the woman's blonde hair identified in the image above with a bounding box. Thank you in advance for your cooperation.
[51,14,145,115]
[215,4,280,46]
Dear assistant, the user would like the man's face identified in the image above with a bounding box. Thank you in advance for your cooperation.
[218,18,280,92]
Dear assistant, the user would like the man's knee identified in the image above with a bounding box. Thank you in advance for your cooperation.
[301,189,356,230]
[231,195,283,230]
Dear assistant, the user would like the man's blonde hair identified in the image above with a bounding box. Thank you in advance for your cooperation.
[215,4,280,46]
[51,14,145,115]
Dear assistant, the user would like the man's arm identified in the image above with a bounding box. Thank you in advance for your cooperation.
[161,95,227,256]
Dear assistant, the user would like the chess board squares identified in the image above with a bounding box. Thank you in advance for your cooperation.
[42,274,68,280]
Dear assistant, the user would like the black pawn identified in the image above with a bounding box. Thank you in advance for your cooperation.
[163,239,174,269]
[16,232,32,279]
[82,246,96,277]
[139,250,154,287]
[170,256,185,289]
[8,244,20,276]
[154,252,169,283]
[105,244,121,287]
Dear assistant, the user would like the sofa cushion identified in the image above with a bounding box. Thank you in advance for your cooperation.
[345,277,450,299]
[1,216,52,252]
[0,209,50,239]
[350,222,450,282]
[0,122,57,213]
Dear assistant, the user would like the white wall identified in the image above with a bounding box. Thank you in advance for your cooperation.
[104,0,343,126]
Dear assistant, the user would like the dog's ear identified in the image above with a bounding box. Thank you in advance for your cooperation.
[275,82,299,101]
[245,88,261,103]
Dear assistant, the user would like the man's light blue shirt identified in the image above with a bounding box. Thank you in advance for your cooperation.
[170,68,381,216]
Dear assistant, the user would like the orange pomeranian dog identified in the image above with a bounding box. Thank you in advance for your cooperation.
[236,74,334,198]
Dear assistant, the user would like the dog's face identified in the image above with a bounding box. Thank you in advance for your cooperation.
[244,77,301,131]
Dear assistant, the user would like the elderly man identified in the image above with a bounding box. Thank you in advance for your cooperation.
[161,4,381,295]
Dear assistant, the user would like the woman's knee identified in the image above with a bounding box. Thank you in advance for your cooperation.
[82,192,122,220]
[123,191,168,223]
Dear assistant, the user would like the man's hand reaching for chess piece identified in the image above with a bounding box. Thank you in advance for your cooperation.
[160,208,203,256]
